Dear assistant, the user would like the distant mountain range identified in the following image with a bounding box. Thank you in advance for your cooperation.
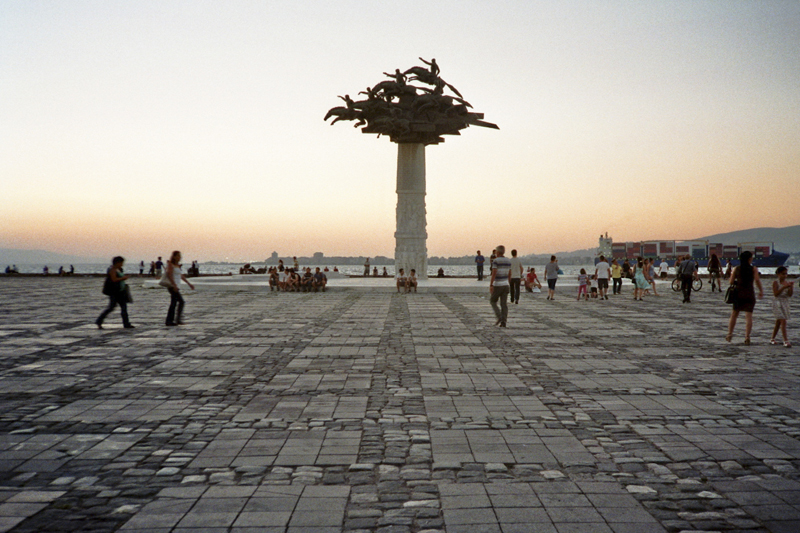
[2,225,798,266]
[0,248,104,266]
[693,225,800,253]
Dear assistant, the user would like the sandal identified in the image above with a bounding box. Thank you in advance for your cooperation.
[785,341,793,348]
[770,339,778,345]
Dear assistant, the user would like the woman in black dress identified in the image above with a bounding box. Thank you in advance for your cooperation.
[726,251,763,345]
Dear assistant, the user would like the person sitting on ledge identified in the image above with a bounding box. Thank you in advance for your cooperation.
[408,269,418,293]
[301,268,314,291]
[525,267,542,292]
[313,268,327,292]
[382,267,388,277]
[396,268,407,293]
[268,267,278,291]
[437,267,445,277]
[372,267,378,277]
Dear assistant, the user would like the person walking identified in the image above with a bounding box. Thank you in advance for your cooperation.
[647,258,659,296]
[489,245,512,327]
[632,257,650,301]
[611,259,623,295]
[165,250,195,326]
[678,254,698,303]
[96,256,134,329]
[769,266,793,347]
[708,253,722,293]
[544,255,559,300]
[508,249,524,304]
[595,255,611,300]
[726,251,763,345]
[475,250,485,281]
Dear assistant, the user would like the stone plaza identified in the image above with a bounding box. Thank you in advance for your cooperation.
[0,276,798,533]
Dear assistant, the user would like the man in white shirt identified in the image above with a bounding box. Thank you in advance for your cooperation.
[594,255,611,300]
[508,249,524,304]
[659,260,669,279]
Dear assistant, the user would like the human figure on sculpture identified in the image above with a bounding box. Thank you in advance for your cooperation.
[509,249,524,304]
[490,245,511,327]
[475,251,485,280]
[594,255,611,300]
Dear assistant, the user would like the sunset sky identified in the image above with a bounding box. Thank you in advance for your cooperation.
[2,1,799,262]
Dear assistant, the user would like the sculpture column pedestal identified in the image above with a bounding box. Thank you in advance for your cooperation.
[394,143,428,280]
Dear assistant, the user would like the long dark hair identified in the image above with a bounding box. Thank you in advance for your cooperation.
[739,251,754,273]
[709,253,720,269]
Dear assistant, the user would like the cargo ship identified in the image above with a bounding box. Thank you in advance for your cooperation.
[595,233,789,267]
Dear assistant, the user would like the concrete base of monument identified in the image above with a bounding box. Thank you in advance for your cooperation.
[142,275,581,293]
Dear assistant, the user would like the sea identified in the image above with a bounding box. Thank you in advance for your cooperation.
[5,263,799,277]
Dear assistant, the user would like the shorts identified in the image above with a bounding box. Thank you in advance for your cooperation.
[597,278,608,290]
[547,278,557,290]
[660,272,667,279]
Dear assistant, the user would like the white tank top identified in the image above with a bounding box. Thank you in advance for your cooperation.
[170,264,182,287]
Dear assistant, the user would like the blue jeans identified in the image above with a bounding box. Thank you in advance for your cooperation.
[166,288,185,325]
[97,295,130,327]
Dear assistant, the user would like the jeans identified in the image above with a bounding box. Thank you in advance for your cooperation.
[612,277,622,294]
[477,264,484,280]
[166,288,185,324]
[97,295,130,327]
[681,275,694,302]
[510,278,521,303]
[490,285,510,324]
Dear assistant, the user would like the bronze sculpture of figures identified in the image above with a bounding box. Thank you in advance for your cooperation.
[325,58,497,145]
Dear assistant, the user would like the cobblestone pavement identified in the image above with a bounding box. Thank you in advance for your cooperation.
[0,277,798,533]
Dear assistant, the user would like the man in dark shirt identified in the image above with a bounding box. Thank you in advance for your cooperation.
[679,255,698,303]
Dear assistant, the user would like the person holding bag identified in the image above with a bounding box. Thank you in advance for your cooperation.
[726,251,763,345]
[96,256,134,329]
[164,250,195,326]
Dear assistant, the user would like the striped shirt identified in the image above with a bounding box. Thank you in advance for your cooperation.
[492,256,512,287]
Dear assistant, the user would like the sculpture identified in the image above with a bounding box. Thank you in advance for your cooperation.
[325,58,497,145]
[326,59,498,279]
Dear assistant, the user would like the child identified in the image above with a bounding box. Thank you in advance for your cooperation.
[770,266,794,347]
[577,268,588,300]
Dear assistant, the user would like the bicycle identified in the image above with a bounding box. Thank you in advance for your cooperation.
[671,276,702,292]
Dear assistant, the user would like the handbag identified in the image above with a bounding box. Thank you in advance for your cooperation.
[102,275,115,295]
[724,279,738,304]
[158,272,172,288]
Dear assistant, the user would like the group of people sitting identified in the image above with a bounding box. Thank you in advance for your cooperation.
[395,268,419,293]
[268,266,327,292]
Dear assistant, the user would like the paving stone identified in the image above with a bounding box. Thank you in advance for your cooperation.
[0,279,798,532]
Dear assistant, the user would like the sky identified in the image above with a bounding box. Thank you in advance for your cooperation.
[2,0,799,262]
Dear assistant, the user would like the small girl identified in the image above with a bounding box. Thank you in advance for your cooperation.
[577,268,588,300]
[770,266,794,347]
